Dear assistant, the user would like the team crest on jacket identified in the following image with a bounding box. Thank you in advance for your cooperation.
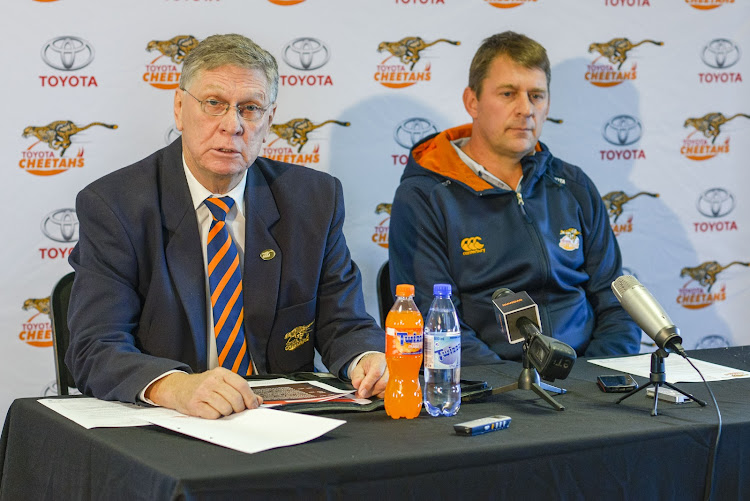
[461,236,485,255]
[285,320,314,351]
[558,228,581,251]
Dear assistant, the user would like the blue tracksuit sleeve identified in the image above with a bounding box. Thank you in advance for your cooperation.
[389,177,503,365]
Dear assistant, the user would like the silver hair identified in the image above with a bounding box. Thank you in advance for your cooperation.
[179,33,279,104]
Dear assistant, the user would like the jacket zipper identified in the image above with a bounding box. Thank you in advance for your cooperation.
[515,191,529,220]
[515,189,552,334]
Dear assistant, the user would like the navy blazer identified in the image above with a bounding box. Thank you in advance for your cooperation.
[66,139,383,403]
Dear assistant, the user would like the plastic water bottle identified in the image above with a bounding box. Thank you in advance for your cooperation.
[423,283,461,417]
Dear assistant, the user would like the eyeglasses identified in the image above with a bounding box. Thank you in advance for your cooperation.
[181,87,271,122]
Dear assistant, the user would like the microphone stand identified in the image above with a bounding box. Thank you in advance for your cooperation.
[616,348,707,416]
[492,349,566,411]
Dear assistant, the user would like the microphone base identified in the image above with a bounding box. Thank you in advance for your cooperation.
[616,350,707,416]
[492,361,566,411]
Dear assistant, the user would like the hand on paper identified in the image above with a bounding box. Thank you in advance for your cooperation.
[145,367,263,419]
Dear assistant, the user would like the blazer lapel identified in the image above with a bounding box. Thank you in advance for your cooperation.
[160,141,209,372]
[242,163,281,374]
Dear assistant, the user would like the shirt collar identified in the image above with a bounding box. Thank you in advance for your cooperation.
[450,137,518,191]
[182,155,247,216]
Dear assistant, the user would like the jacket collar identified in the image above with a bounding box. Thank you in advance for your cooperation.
[409,123,549,193]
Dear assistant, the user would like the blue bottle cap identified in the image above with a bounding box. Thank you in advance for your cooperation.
[433,283,452,296]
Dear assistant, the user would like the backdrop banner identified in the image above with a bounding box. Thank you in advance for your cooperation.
[3,0,748,419]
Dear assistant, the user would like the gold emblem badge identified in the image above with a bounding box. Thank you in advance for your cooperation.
[260,249,276,261]
[285,321,314,351]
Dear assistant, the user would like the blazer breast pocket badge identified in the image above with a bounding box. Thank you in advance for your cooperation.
[285,320,314,351]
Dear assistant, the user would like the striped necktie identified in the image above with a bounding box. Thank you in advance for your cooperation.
[204,196,251,375]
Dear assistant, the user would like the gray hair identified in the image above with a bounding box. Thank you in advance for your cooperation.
[179,33,279,104]
[468,31,550,98]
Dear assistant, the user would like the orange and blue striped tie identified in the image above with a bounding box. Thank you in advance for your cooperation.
[205,196,251,375]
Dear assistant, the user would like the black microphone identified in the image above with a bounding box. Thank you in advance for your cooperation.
[491,288,576,381]
[611,275,687,357]
[491,288,541,344]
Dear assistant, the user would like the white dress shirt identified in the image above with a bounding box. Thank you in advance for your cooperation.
[182,157,250,372]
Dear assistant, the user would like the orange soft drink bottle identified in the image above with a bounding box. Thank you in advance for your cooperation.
[384,284,424,419]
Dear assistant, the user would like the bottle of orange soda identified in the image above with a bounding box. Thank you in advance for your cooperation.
[384,283,424,419]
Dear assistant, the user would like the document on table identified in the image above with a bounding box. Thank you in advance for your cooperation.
[248,378,367,405]
[38,398,180,429]
[38,394,346,454]
[588,353,750,383]
[145,408,345,454]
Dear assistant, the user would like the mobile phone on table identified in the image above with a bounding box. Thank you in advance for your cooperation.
[597,374,638,393]
[454,415,511,436]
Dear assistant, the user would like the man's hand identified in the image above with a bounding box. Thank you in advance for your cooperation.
[145,368,263,419]
[350,352,388,399]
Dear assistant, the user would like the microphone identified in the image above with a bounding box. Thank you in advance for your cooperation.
[491,288,576,381]
[611,275,687,357]
[491,288,541,344]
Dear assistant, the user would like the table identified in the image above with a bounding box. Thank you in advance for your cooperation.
[2,347,749,500]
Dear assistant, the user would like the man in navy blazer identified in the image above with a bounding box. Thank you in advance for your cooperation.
[66,34,387,419]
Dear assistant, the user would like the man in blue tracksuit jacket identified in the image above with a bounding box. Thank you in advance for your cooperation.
[389,32,640,365]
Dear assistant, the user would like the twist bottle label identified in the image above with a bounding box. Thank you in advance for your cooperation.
[386,327,423,355]
[425,332,460,369]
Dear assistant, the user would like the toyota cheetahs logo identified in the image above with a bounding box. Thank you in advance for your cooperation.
[681,261,748,293]
[588,38,663,70]
[269,118,349,152]
[378,37,459,70]
[684,112,750,144]
[23,121,117,157]
[146,35,199,64]
[602,191,659,223]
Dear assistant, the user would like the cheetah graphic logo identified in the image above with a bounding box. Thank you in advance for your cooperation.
[558,228,581,251]
[146,35,199,64]
[602,191,659,223]
[680,261,749,292]
[270,119,350,153]
[375,203,392,215]
[377,37,460,71]
[588,38,663,69]
[284,320,314,351]
[23,121,118,157]
[22,297,51,317]
[684,113,750,144]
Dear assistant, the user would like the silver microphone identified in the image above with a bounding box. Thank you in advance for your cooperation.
[611,275,686,356]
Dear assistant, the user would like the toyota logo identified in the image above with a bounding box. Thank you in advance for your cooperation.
[701,39,740,69]
[41,208,79,242]
[393,117,439,149]
[602,115,642,146]
[695,335,730,350]
[282,37,330,71]
[621,267,637,280]
[41,36,95,71]
[164,125,182,145]
[696,188,735,218]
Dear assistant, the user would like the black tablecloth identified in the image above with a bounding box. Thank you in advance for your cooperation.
[2,347,749,500]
